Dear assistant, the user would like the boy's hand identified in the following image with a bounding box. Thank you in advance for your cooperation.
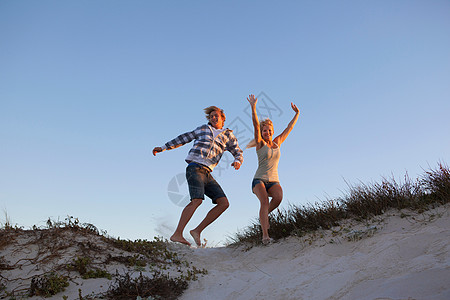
[152,147,163,156]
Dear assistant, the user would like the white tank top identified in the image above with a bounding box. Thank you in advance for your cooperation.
[253,143,280,182]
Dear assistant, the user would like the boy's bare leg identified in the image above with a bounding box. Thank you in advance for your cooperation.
[170,198,202,246]
[190,197,229,246]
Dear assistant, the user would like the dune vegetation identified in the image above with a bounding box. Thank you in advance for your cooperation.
[0,162,448,299]
[229,162,449,245]
[0,216,206,299]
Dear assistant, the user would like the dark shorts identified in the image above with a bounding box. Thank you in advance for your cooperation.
[252,178,280,193]
[186,162,226,204]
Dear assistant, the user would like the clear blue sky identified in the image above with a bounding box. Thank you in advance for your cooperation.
[1,1,449,245]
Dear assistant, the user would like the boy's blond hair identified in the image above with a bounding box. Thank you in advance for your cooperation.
[204,106,226,122]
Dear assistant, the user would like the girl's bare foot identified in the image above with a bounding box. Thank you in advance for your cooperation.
[170,234,191,246]
[262,237,274,245]
[190,230,201,247]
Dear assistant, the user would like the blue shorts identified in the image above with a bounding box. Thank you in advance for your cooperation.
[186,163,226,204]
[252,178,280,192]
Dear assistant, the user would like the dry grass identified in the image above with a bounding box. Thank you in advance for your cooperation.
[229,162,450,246]
[0,217,206,299]
[2,162,448,298]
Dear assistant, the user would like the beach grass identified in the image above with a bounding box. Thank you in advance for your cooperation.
[1,161,448,298]
[228,162,450,246]
[0,216,206,299]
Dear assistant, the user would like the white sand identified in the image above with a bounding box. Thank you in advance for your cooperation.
[1,204,449,300]
[176,205,450,300]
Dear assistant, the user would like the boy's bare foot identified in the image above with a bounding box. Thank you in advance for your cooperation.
[170,234,191,246]
[190,230,201,247]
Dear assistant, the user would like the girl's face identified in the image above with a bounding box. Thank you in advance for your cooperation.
[261,125,273,141]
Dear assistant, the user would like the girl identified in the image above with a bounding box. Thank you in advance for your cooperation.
[246,94,300,244]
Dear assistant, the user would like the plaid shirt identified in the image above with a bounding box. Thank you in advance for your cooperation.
[164,124,243,171]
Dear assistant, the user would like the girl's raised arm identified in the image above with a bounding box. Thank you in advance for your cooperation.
[247,94,262,146]
[274,102,300,145]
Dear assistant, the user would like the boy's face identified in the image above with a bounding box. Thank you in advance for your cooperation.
[209,110,224,129]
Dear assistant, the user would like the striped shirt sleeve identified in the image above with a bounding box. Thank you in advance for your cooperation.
[226,131,244,164]
[164,128,197,150]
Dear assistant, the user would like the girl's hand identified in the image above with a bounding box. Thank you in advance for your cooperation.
[291,102,300,114]
[247,94,257,106]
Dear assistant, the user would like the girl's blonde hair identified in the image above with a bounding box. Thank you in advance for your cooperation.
[204,106,226,122]
[246,118,274,148]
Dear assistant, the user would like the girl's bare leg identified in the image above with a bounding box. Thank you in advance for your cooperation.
[253,184,270,241]
[268,184,283,214]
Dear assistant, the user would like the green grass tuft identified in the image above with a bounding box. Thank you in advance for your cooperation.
[105,271,188,300]
[29,272,69,297]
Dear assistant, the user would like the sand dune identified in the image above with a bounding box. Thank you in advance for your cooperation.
[176,204,450,300]
[1,204,449,300]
